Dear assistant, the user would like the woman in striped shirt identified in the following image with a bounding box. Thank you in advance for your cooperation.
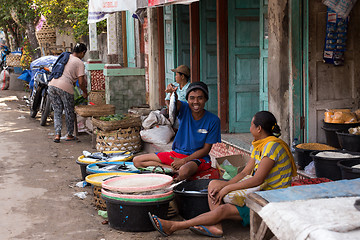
[149,111,297,238]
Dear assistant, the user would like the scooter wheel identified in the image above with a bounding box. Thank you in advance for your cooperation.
[40,95,51,126]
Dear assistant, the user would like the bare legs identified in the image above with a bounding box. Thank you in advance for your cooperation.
[150,180,242,236]
[151,202,241,236]
[133,154,199,181]
[133,153,169,169]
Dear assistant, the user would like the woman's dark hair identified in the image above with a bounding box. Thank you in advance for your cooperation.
[253,111,281,137]
[72,43,87,53]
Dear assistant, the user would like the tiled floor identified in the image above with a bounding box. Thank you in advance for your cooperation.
[221,133,253,152]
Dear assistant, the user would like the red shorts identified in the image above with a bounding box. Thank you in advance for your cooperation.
[156,151,211,173]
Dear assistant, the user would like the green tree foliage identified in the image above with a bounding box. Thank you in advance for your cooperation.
[36,0,106,41]
[0,0,41,57]
[0,0,40,50]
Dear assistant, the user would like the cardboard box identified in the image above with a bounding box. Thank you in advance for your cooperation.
[215,154,251,178]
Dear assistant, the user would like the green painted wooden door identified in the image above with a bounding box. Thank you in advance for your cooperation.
[200,0,218,115]
[164,6,176,87]
[259,0,268,110]
[175,5,190,68]
[228,0,260,133]
[126,11,136,67]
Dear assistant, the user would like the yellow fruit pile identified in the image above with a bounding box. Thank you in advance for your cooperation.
[324,109,360,124]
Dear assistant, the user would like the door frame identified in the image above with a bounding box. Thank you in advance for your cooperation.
[290,0,306,143]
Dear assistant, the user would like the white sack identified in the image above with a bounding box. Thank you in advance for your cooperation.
[140,125,175,144]
[142,110,171,129]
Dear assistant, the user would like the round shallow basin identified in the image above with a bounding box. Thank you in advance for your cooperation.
[102,173,173,193]
[86,161,140,174]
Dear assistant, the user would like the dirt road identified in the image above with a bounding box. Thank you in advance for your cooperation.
[0,90,250,240]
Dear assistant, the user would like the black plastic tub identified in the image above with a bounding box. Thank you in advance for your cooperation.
[102,195,172,232]
[75,159,89,180]
[173,179,217,220]
[310,150,360,180]
[295,143,337,170]
[321,127,341,148]
[337,159,360,179]
[295,147,313,170]
[322,120,360,130]
[336,130,360,152]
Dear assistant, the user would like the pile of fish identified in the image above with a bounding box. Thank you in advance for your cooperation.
[82,151,133,162]
[90,162,139,172]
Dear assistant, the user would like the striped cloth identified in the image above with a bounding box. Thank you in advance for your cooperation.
[251,141,293,190]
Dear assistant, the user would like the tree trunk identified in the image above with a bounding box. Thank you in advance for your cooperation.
[4,30,11,49]
[25,21,40,59]
[1,24,10,48]
[6,22,21,49]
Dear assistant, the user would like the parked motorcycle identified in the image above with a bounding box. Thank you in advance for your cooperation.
[29,65,52,126]
[0,45,10,70]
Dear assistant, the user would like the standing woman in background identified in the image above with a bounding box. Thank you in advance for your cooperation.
[48,43,88,143]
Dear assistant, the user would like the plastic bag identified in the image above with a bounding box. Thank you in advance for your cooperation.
[220,160,238,180]
[142,110,171,129]
[305,161,316,175]
[73,191,88,199]
[1,69,10,90]
[76,181,87,188]
[323,0,357,18]
[140,125,175,144]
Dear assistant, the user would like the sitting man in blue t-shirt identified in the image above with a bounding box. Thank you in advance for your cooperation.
[133,81,221,181]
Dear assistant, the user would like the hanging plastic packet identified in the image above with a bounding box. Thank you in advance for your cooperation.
[323,0,358,19]
[323,7,349,66]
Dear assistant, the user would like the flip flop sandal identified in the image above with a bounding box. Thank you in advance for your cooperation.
[189,225,223,238]
[148,212,169,237]
[53,138,60,143]
[152,165,166,174]
[65,136,78,141]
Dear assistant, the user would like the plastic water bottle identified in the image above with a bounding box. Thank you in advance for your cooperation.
[291,138,299,154]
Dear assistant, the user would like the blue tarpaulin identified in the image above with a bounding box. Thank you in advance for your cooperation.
[29,56,58,90]
[17,70,31,83]
[255,178,360,203]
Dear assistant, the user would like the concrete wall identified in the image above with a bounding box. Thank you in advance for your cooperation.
[97,33,108,63]
[268,0,291,144]
[105,74,146,113]
[56,28,76,48]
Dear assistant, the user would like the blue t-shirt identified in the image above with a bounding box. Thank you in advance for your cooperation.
[172,101,221,162]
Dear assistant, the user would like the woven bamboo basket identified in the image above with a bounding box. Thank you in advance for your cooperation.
[89,91,106,105]
[93,185,107,210]
[96,127,142,152]
[75,104,115,117]
[36,22,56,45]
[92,114,142,132]
[6,54,21,67]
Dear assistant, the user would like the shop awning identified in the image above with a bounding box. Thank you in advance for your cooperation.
[148,0,199,7]
[88,0,148,23]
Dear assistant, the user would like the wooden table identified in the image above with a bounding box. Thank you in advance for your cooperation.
[245,179,360,240]
[246,193,276,240]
